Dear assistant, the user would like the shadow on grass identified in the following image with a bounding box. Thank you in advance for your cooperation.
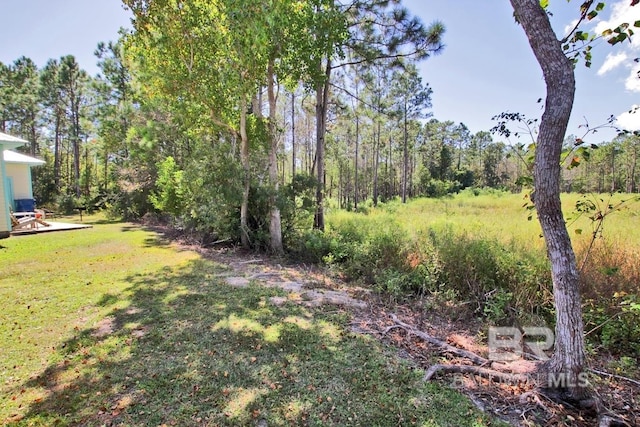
[12,258,493,427]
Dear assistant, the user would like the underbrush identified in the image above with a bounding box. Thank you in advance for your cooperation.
[311,195,640,359]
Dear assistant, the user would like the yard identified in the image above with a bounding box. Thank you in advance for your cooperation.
[0,217,495,426]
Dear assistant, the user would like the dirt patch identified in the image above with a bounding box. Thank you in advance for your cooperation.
[92,317,115,338]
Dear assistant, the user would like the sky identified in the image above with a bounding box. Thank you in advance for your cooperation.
[404,0,640,143]
[1,0,638,143]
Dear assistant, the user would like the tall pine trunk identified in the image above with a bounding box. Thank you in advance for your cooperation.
[314,61,331,231]
[373,120,380,206]
[402,101,408,203]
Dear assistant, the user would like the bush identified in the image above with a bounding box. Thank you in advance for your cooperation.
[422,179,460,198]
[583,293,640,357]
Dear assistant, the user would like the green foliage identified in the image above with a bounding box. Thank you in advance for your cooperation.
[149,156,185,219]
[420,178,460,198]
[325,215,409,285]
[280,173,318,250]
[584,293,640,357]
[57,193,81,215]
[323,205,552,317]
[180,142,244,241]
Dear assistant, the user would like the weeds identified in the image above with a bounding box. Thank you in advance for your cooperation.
[324,192,639,358]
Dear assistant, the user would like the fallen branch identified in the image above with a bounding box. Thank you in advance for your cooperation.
[424,363,530,383]
[249,272,281,280]
[589,368,640,387]
[389,314,490,366]
[235,259,263,265]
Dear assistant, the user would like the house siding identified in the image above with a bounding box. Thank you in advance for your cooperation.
[0,143,11,236]
[5,163,32,199]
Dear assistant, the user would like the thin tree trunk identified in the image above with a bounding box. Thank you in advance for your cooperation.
[267,59,283,254]
[373,121,380,206]
[314,61,331,231]
[291,91,296,180]
[54,113,61,191]
[402,101,408,203]
[510,0,589,403]
[239,95,250,249]
[354,115,359,210]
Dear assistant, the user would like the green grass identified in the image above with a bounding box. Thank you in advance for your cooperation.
[324,191,640,358]
[329,190,640,254]
[0,215,499,426]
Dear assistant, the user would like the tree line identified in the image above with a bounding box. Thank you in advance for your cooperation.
[2,44,637,236]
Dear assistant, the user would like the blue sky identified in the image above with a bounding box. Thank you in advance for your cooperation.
[405,0,640,142]
[1,0,638,143]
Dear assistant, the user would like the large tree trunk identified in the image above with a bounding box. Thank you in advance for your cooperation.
[267,59,283,254]
[510,0,589,403]
[239,95,250,249]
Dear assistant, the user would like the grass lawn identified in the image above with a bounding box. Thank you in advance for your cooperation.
[0,216,499,426]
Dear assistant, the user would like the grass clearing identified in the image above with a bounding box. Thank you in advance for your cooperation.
[323,191,640,356]
[1,216,498,426]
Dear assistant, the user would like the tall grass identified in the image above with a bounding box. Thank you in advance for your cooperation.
[322,190,640,356]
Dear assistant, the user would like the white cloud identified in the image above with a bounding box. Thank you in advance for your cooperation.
[616,104,640,131]
[563,19,580,38]
[589,1,640,91]
[625,63,640,92]
[597,52,628,75]
[594,1,640,37]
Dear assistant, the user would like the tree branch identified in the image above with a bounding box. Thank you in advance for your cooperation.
[389,314,490,366]
[424,363,530,383]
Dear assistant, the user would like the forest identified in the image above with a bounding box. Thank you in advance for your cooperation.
[1,2,638,252]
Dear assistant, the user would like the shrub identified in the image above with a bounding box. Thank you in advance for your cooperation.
[583,293,640,357]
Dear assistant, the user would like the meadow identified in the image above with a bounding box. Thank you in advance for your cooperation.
[320,190,640,358]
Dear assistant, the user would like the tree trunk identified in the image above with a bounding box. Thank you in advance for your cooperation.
[510,0,589,403]
[354,114,359,211]
[73,114,81,198]
[54,113,61,191]
[239,95,251,249]
[402,101,408,203]
[291,91,296,180]
[373,120,380,206]
[267,59,283,254]
[314,61,331,231]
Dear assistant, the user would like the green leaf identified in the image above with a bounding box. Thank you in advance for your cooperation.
[587,10,598,20]
[634,20,640,28]
[539,0,549,9]
[596,2,605,11]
